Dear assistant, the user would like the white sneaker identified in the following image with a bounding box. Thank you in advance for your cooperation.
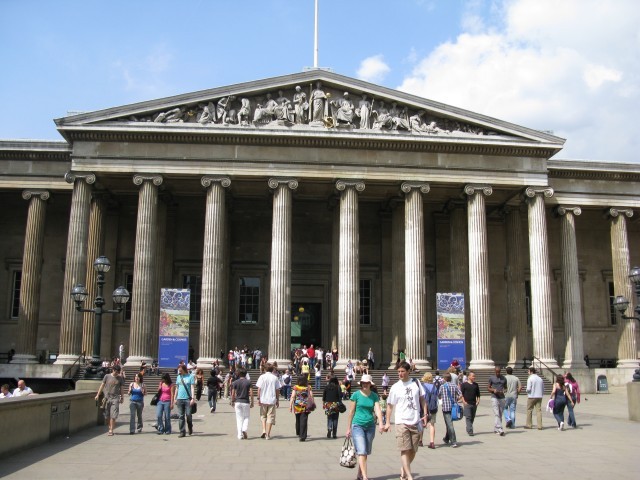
[560,422,564,431]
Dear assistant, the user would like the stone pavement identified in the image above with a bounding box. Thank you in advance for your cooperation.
[1,386,637,480]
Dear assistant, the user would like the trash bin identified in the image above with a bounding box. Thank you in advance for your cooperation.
[50,402,70,440]
[596,374,609,394]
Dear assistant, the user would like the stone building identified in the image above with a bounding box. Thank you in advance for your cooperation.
[1,71,638,384]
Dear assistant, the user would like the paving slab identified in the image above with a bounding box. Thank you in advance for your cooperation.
[0,386,637,479]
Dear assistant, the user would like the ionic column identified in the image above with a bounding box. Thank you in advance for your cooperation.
[126,174,163,365]
[12,190,50,364]
[336,180,365,366]
[81,194,106,358]
[525,187,559,369]
[55,172,95,364]
[389,200,405,368]
[447,200,470,361]
[402,182,430,369]
[464,185,494,369]
[607,208,638,368]
[556,206,587,369]
[504,206,529,367]
[151,197,168,360]
[198,176,231,366]
[267,178,298,365]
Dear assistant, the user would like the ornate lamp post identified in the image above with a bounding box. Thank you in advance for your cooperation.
[613,266,640,381]
[71,256,130,379]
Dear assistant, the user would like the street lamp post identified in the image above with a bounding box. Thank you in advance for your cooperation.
[613,265,640,381]
[71,256,130,379]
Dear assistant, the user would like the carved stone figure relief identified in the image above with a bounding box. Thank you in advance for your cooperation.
[123,84,498,137]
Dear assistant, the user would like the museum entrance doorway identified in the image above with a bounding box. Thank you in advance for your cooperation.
[291,302,322,350]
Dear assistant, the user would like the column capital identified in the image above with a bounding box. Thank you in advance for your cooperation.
[268,178,298,190]
[606,207,633,219]
[336,179,365,192]
[524,186,554,199]
[555,205,582,216]
[201,176,231,188]
[133,174,163,186]
[401,182,430,194]
[64,171,96,185]
[22,190,50,201]
[464,184,492,197]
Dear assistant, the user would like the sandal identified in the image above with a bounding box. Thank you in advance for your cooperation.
[107,431,114,436]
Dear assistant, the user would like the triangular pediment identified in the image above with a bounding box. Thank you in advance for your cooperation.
[55,71,564,153]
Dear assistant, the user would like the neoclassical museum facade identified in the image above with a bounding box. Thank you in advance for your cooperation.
[1,71,638,382]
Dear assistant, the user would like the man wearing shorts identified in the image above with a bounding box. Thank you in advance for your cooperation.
[384,361,427,480]
[256,363,281,439]
[95,365,124,436]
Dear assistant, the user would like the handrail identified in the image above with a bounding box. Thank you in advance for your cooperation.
[62,351,86,378]
[531,355,560,379]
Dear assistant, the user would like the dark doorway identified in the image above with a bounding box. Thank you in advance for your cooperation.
[291,303,322,350]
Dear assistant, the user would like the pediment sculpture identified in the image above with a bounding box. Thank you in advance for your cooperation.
[119,82,498,137]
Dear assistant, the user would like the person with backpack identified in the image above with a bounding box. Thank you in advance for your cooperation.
[281,369,292,400]
[460,372,481,436]
[420,372,439,449]
[564,372,580,428]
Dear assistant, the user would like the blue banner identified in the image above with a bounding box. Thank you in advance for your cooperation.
[436,293,466,371]
[158,288,190,368]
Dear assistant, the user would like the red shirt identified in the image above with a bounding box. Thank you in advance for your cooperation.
[307,347,315,359]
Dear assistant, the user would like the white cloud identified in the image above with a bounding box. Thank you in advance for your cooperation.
[110,45,174,97]
[357,55,391,83]
[398,0,640,163]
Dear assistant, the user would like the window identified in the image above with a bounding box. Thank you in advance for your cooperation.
[608,281,617,326]
[525,280,532,326]
[182,274,202,323]
[123,273,134,322]
[10,270,22,319]
[359,279,372,325]
[239,277,260,324]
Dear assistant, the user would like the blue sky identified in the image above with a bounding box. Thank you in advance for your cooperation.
[1,0,639,163]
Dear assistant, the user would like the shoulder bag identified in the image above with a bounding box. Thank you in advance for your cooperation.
[306,386,316,412]
[180,377,197,414]
[150,386,161,406]
[446,384,462,421]
[339,437,357,468]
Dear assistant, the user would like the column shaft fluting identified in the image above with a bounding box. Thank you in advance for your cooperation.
[198,177,230,365]
[390,201,405,368]
[56,173,94,364]
[336,181,364,365]
[558,207,587,369]
[449,202,470,361]
[151,199,168,360]
[526,188,559,369]
[267,179,297,365]
[127,175,162,365]
[13,191,49,363]
[403,183,430,368]
[608,209,638,367]
[505,207,529,366]
[465,186,494,369]
[81,195,106,357]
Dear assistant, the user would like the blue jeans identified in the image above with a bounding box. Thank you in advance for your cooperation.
[327,412,339,436]
[156,400,171,434]
[315,376,321,390]
[442,412,457,444]
[351,423,375,455]
[129,400,143,433]
[208,390,218,411]
[567,397,577,427]
[282,385,291,400]
[176,398,193,433]
[504,396,517,427]
[553,397,567,426]
[309,358,315,370]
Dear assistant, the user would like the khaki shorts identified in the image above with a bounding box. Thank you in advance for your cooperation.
[104,398,120,420]
[427,412,437,425]
[260,404,277,425]
[395,424,420,452]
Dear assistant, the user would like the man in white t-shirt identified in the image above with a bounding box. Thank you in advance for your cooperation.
[384,362,427,480]
[12,380,34,397]
[256,364,281,440]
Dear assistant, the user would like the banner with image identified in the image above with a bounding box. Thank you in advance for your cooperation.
[436,292,466,371]
[158,288,190,368]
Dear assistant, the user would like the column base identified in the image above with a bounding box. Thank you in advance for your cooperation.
[562,360,587,370]
[196,357,224,370]
[532,358,560,370]
[617,359,640,368]
[468,359,495,370]
[10,354,39,364]
[410,360,432,371]
[54,354,83,365]
[265,359,291,371]
[125,355,153,367]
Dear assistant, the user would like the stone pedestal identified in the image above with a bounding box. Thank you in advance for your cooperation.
[627,381,640,422]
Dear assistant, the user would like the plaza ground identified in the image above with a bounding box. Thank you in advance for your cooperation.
[1,385,637,480]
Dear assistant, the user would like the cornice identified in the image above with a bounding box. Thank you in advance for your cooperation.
[548,159,640,181]
[59,127,556,158]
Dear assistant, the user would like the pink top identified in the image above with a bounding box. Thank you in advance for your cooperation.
[159,383,172,402]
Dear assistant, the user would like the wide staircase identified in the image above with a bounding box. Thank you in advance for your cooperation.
[118,365,551,398]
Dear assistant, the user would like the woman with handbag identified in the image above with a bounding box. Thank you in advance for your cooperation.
[128,373,146,434]
[550,374,574,430]
[289,374,314,441]
[322,376,343,439]
[156,373,175,435]
[345,374,385,480]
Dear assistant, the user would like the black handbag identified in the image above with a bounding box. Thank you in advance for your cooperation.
[150,388,161,406]
[338,401,347,413]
